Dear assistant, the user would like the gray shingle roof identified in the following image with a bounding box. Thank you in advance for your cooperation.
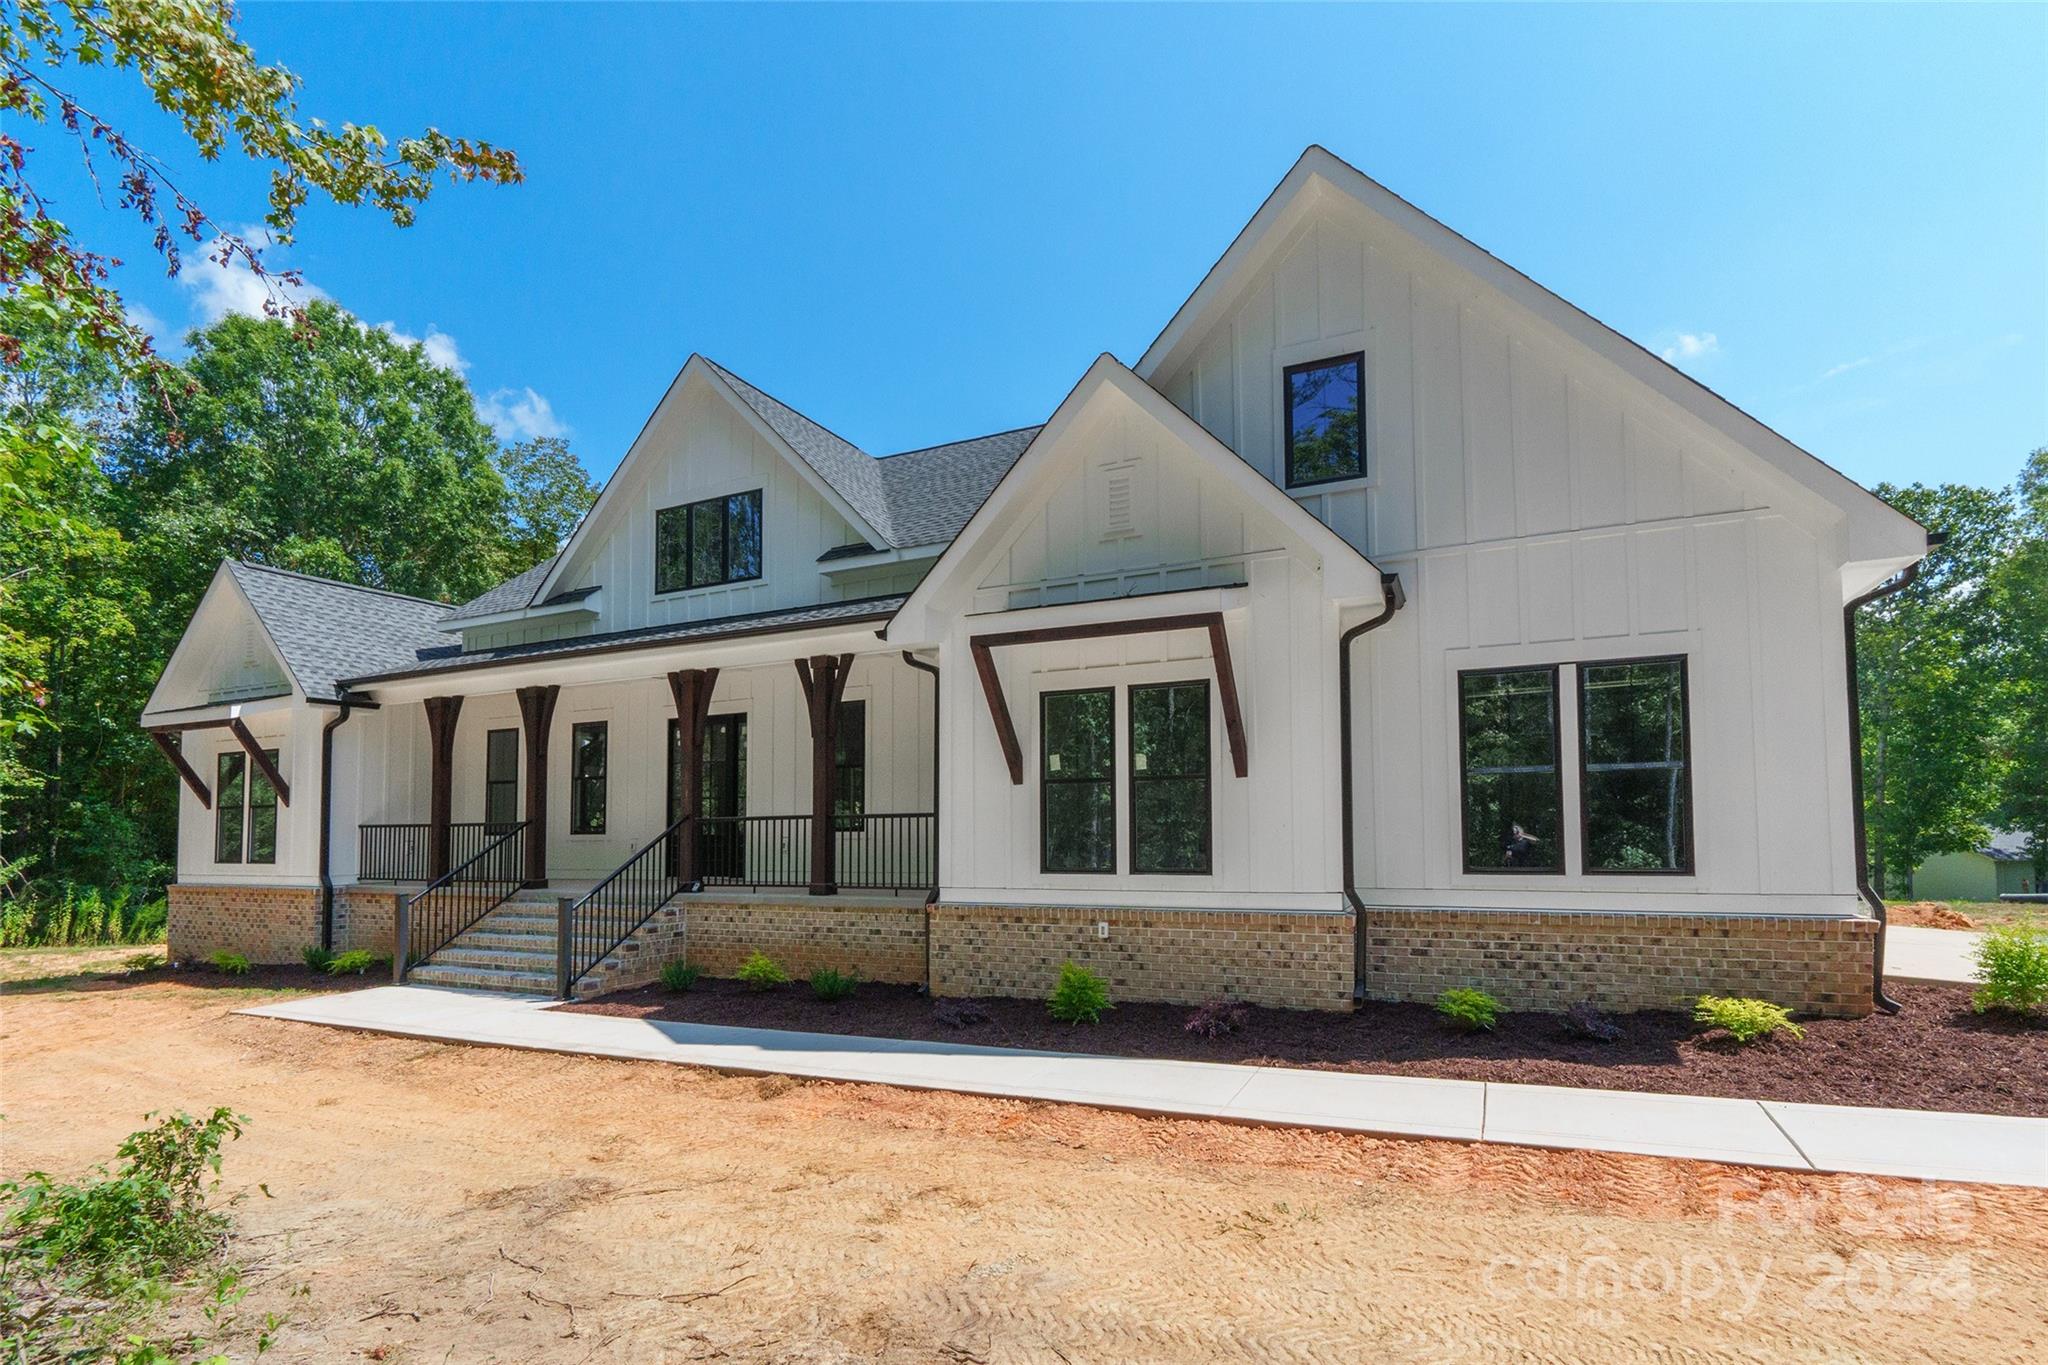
[227,562,459,702]
[703,359,898,543]
[338,595,906,685]
[878,425,1041,547]
[445,557,555,622]
[1984,830,2037,862]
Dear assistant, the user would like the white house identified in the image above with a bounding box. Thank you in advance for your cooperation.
[142,147,1927,1016]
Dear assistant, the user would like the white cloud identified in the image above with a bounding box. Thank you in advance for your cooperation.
[1660,331,1720,365]
[178,227,328,324]
[478,386,569,441]
[378,322,468,375]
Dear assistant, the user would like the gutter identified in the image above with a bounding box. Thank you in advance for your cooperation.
[1339,572,1406,1004]
[1844,552,1932,1015]
[317,700,357,952]
[901,651,941,993]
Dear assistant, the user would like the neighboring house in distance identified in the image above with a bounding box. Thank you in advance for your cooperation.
[140,146,1928,1017]
[1912,831,2039,902]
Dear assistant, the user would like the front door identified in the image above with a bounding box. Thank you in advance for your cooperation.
[671,714,746,880]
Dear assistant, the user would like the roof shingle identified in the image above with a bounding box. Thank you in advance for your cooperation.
[227,562,459,702]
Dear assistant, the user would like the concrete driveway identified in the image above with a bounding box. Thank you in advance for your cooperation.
[1885,923,1982,986]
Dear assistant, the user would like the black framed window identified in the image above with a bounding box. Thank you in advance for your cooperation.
[570,721,607,835]
[1129,681,1211,875]
[656,490,764,593]
[485,728,519,827]
[1458,667,1563,873]
[1579,657,1693,874]
[1283,353,1365,487]
[215,751,246,864]
[1041,688,1115,874]
[834,699,866,831]
[247,750,278,864]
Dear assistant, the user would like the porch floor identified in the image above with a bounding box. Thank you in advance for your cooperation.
[242,986,2047,1188]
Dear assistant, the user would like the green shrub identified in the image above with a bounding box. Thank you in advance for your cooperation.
[1046,962,1112,1024]
[1971,920,2048,1014]
[123,951,163,974]
[0,881,170,948]
[1434,988,1499,1032]
[325,949,387,976]
[1693,995,1804,1044]
[659,960,702,993]
[736,951,789,990]
[208,950,252,976]
[301,945,334,973]
[809,966,859,1002]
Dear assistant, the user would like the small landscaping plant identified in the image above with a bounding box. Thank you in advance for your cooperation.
[1970,920,2048,1015]
[1434,987,1499,1032]
[736,950,789,990]
[809,967,860,1002]
[325,949,387,976]
[124,951,162,974]
[1561,1000,1623,1043]
[932,999,990,1029]
[301,945,334,973]
[1693,994,1804,1044]
[1184,998,1250,1039]
[1046,962,1112,1025]
[658,960,702,993]
[208,949,252,976]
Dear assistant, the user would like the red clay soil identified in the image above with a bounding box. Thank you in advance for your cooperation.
[1889,900,1980,929]
[564,980,2048,1118]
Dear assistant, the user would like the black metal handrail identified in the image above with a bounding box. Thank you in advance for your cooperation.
[360,822,519,883]
[557,814,694,997]
[394,821,528,980]
[697,812,935,894]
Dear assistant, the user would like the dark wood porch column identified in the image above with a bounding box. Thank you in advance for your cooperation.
[515,685,560,887]
[795,654,853,895]
[423,696,464,878]
[665,668,719,882]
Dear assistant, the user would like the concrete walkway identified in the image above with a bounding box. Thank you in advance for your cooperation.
[240,986,2048,1189]
[1884,924,1983,986]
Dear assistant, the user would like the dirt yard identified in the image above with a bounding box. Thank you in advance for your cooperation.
[4,976,2045,1363]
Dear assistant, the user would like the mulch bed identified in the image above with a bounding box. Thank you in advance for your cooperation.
[562,979,2048,1118]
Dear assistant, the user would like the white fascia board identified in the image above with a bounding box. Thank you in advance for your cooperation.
[440,591,602,633]
[141,563,306,722]
[530,357,888,607]
[1137,146,1926,567]
[141,693,302,729]
[965,585,1252,633]
[818,543,943,575]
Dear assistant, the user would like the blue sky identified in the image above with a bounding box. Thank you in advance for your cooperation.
[45,2,2048,493]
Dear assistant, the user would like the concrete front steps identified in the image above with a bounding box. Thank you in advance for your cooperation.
[407,893,561,996]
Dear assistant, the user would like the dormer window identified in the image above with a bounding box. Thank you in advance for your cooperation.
[1283,353,1365,487]
[656,490,763,593]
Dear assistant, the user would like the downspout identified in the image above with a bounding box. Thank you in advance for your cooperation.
[1844,553,1931,1015]
[902,651,941,993]
[317,699,356,953]
[1340,572,1406,1004]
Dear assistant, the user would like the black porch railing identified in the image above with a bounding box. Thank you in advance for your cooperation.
[395,821,527,979]
[557,814,694,997]
[360,822,520,883]
[698,812,935,894]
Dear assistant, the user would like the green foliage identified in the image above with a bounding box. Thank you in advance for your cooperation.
[1046,962,1112,1024]
[736,951,789,990]
[124,950,163,973]
[499,436,600,574]
[0,1107,283,1360]
[808,967,859,1002]
[325,949,385,976]
[1970,920,2048,1015]
[1434,988,1499,1032]
[658,959,701,993]
[1693,995,1805,1044]
[300,945,333,973]
[206,950,251,976]
[0,882,166,946]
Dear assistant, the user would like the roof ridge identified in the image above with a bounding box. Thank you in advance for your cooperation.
[881,423,1046,460]
[231,559,452,609]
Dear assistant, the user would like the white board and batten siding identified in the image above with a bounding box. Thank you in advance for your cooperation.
[1154,201,1862,916]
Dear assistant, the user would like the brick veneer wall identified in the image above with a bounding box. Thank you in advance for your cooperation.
[682,898,928,985]
[930,905,1354,1011]
[570,903,687,1000]
[1364,908,1876,1018]
[167,883,320,964]
[334,887,403,956]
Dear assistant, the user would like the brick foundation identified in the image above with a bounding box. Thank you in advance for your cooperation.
[571,904,688,999]
[930,905,1354,1012]
[333,887,403,956]
[167,883,320,964]
[680,897,928,985]
[1363,907,1876,1018]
